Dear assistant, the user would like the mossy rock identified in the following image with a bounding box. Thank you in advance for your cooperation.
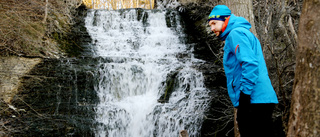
[158,71,179,103]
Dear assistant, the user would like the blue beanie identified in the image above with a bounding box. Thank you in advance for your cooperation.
[208,5,231,22]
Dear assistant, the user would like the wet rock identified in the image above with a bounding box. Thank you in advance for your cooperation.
[4,58,100,136]
[158,71,180,103]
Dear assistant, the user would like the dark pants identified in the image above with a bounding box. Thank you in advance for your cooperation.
[237,103,275,137]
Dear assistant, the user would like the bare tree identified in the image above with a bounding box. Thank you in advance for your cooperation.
[252,0,302,135]
[221,0,257,36]
[287,0,320,137]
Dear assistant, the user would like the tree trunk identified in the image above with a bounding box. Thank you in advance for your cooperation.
[233,108,240,137]
[220,0,257,136]
[221,0,257,36]
[43,0,48,23]
[287,0,320,137]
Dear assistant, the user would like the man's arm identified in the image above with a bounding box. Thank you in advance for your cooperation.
[227,29,259,96]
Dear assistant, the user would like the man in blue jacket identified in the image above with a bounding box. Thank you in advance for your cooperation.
[208,5,279,137]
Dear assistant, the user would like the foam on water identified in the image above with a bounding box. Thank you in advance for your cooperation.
[85,9,209,137]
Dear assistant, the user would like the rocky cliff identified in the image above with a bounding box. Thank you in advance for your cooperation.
[0,1,92,135]
[0,1,91,102]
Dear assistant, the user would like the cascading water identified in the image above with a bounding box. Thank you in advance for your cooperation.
[85,8,210,137]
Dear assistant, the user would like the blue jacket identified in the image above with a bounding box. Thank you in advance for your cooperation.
[219,14,278,107]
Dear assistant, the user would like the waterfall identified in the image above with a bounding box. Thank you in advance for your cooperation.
[85,9,209,137]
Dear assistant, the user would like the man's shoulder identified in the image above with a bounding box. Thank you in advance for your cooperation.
[229,27,251,34]
[227,27,253,40]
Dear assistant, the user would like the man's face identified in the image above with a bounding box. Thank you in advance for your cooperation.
[208,20,225,37]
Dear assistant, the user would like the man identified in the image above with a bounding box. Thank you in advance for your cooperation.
[208,5,279,137]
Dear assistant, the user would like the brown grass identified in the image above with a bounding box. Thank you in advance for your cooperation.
[0,0,82,57]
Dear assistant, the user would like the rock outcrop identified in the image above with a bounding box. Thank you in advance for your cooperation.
[0,57,42,103]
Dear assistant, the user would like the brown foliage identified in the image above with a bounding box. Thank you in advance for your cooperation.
[0,0,45,56]
[0,0,81,57]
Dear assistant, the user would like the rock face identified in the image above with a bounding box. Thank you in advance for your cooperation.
[53,4,92,57]
[178,2,236,136]
[0,5,94,136]
[2,58,100,136]
[0,57,42,103]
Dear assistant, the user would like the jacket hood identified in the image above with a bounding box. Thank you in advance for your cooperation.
[219,14,252,41]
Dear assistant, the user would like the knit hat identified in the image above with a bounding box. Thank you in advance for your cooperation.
[208,5,231,22]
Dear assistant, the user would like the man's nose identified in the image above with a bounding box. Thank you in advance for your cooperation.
[211,26,215,32]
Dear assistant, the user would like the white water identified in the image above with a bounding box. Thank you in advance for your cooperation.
[85,9,209,137]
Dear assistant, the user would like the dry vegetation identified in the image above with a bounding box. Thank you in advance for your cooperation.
[253,0,302,134]
[0,0,82,57]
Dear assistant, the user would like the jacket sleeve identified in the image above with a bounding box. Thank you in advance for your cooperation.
[227,29,259,95]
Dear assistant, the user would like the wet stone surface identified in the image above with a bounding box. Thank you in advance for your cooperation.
[8,58,101,136]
